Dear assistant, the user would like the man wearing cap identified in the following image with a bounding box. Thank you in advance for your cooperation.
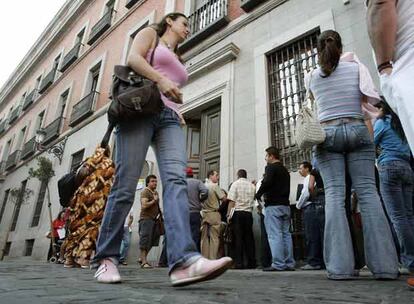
[186,167,209,251]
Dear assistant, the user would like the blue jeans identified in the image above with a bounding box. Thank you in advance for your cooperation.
[119,227,131,262]
[264,205,295,270]
[379,160,414,270]
[92,108,200,272]
[315,120,398,279]
[303,201,325,267]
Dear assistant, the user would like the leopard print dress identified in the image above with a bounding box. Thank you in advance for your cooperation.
[62,146,115,268]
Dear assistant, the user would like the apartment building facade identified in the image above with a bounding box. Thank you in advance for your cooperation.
[0,0,376,263]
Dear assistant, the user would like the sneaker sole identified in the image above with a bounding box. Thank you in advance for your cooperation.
[171,259,233,287]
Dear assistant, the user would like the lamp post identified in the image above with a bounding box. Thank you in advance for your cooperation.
[35,130,67,164]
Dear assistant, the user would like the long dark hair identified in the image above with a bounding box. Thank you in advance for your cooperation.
[151,12,187,56]
[377,98,407,142]
[317,30,343,77]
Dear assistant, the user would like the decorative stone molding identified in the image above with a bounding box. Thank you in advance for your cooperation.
[186,42,240,81]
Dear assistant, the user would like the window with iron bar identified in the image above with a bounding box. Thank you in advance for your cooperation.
[267,29,320,171]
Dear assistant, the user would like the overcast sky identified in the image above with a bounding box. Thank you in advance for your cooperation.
[0,1,66,89]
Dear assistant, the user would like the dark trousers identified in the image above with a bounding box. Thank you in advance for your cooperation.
[303,201,325,267]
[158,238,168,266]
[345,170,366,269]
[259,213,272,268]
[189,212,201,252]
[232,211,256,268]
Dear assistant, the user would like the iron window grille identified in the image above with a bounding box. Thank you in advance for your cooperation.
[267,29,320,171]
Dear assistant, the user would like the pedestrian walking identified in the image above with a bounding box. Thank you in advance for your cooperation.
[138,175,161,269]
[306,30,398,280]
[91,13,232,286]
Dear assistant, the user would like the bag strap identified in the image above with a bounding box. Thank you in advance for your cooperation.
[304,68,315,107]
[100,122,115,149]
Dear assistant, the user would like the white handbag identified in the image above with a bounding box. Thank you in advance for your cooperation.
[295,69,326,149]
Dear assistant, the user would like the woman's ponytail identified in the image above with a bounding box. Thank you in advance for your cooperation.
[317,30,343,77]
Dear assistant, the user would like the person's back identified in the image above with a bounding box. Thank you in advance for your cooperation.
[310,61,363,122]
[374,115,411,165]
[258,162,290,206]
[187,177,208,213]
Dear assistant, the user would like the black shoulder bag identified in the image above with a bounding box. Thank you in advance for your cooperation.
[101,35,163,147]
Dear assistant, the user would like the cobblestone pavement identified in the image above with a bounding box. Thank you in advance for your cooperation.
[0,260,413,304]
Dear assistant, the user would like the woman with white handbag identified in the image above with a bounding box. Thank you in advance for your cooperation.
[305,30,398,280]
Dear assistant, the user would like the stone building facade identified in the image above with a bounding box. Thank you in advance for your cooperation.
[0,0,376,263]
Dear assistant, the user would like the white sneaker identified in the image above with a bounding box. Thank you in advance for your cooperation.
[94,259,121,283]
[170,257,233,287]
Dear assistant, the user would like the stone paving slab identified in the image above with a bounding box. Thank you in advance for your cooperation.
[0,260,413,304]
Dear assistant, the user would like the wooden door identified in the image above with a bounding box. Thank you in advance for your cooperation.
[199,105,221,180]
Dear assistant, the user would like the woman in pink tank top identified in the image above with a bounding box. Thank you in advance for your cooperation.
[92,13,232,286]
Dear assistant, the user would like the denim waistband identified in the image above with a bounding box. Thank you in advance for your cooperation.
[321,117,364,126]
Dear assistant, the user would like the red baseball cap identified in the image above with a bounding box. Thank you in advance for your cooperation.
[186,167,193,177]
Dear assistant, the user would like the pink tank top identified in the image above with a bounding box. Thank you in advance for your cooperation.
[146,44,188,116]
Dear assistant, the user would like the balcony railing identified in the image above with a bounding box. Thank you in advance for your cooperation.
[42,117,64,145]
[5,150,21,171]
[125,0,139,8]
[87,10,113,45]
[240,0,267,11]
[60,43,82,73]
[8,107,20,125]
[179,0,229,53]
[69,91,98,127]
[22,89,38,111]
[21,137,37,160]
[38,69,56,94]
[0,120,6,135]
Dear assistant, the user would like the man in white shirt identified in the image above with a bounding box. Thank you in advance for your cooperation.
[367,0,414,153]
[227,169,256,269]
[119,207,134,265]
[297,161,324,270]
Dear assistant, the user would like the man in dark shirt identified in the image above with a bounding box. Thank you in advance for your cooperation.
[255,146,295,271]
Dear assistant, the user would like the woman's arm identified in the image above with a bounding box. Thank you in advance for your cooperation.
[361,95,374,139]
[127,27,182,103]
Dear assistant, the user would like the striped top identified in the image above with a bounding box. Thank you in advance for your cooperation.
[310,61,363,122]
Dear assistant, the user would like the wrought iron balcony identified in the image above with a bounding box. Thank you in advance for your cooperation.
[5,150,21,171]
[8,107,20,125]
[125,0,139,8]
[42,117,64,145]
[60,43,82,73]
[69,91,98,127]
[22,89,38,111]
[38,69,56,94]
[0,120,6,135]
[21,137,37,160]
[179,0,229,53]
[87,10,113,45]
[240,0,267,11]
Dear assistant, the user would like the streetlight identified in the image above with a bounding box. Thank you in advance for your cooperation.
[35,129,67,164]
